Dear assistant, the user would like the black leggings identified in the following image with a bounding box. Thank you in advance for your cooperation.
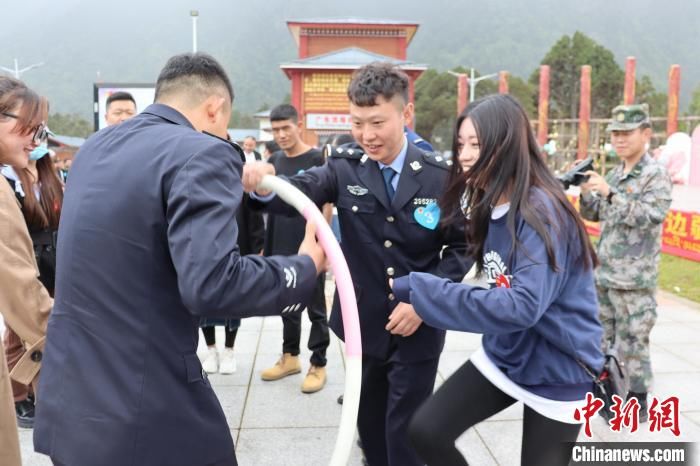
[201,326,238,348]
[408,360,581,466]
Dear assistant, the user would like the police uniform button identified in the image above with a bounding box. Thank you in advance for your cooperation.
[386,216,395,222]
[386,267,395,276]
[30,350,42,362]
[388,293,396,301]
[384,240,392,248]
[352,205,359,213]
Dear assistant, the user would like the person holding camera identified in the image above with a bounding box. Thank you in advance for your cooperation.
[579,103,672,421]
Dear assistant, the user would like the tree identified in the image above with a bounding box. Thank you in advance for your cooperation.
[506,75,537,119]
[688,82,700,116]
[635,75,667,117]
[530,31,624,119]
[414,68,536,150]
[414,68,458,151]
[48,113,93,138]
[228,110,256,128]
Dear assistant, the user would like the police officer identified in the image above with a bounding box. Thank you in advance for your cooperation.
[579,103,672,421]
[244,62,469,466]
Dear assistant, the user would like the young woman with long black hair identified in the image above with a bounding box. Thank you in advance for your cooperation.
[391,94,604,466]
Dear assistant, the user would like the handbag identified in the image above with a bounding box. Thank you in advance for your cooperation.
[578,344,629,422]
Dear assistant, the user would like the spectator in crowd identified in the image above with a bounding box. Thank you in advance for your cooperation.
[242,135,262,164]
[257,104,331,394]
[104,91,137,126]
[2,131,63,429]
[0,75,53,466]
[262,139,279,161]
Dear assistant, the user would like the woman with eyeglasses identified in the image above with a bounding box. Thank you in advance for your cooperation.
[2,124,63,430]
[0,76,53,466]
[391,95,604,466]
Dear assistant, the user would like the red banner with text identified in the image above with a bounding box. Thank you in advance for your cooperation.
[568,195,700,263]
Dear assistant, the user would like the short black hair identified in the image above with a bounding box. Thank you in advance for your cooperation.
[269,104,298,123]
[347,62,409,107]
[326,133,354,146]
[155,52,234,104]
[244,135,257,142]
[106,91,136,110]
[264,140,280,153]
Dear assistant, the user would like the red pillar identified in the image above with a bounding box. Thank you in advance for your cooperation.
[291,71,303,114]
[498,71,509,94]
[624,56,636,105]
[457,73,468,115]
[537,65,550,147]
[397,35,407,60]
[407,75,416,129]
[577,65,591,160]
[667,64,681,135]
[299,34,309,59]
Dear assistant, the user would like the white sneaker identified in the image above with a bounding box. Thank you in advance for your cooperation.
[202,347,219,374]
[219,348,237,374]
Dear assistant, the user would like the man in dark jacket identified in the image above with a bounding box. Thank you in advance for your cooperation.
[33,52,324,466]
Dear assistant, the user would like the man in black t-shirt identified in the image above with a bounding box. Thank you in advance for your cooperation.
[260,104,331,393]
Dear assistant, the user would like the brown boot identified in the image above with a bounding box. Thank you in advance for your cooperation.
[260,353,301,381]
[301,365,327,393]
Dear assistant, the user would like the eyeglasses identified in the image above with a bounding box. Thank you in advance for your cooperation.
[1,112,48,143]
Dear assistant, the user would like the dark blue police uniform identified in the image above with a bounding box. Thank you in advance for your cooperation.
[404,126,434,152]
[254,140,469,466]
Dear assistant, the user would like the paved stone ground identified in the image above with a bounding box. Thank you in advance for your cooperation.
[15,284,700,465]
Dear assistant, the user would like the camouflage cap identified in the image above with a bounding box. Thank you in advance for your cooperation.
[606,104,651,132]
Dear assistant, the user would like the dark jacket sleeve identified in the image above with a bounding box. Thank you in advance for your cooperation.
[428,217,471,283]
[245,194,265,254]
[166,142,317,318]
[249,162,339,217]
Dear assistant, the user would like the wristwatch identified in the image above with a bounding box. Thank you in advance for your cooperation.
[606,189,616,204]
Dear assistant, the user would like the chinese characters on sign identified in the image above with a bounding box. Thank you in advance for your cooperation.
[305,113,352,131]
[303,72,352,112]
[574,393,681,437]
[567,194,700,262]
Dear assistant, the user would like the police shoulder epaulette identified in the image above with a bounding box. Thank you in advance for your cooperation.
[421,151,453,170]
[324,144,365,161]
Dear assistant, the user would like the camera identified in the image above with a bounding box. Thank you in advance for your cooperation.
[558,157,594,189]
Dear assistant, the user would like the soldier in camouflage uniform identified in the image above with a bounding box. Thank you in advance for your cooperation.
[579,103,672,420]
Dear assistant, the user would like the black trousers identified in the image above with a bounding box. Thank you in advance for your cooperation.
[201,326,238,348]
[358,353,440,466]
[282,273,329,367]
[408,360,582,466]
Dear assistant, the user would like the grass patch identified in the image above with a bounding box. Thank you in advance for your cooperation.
[658,254,700,303]
[590,235,700,303]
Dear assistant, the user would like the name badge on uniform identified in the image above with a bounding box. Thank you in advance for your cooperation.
[414,202,440,230]
[347,185,369,196]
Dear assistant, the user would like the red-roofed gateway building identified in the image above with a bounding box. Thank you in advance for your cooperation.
[281,19,426,145]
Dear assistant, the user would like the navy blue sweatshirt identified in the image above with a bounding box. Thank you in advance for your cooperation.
[393,190,604,401]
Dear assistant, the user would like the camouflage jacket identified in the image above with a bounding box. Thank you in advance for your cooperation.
[580,153,672,290]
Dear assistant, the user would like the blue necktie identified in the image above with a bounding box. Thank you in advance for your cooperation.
[382,166,396,200]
